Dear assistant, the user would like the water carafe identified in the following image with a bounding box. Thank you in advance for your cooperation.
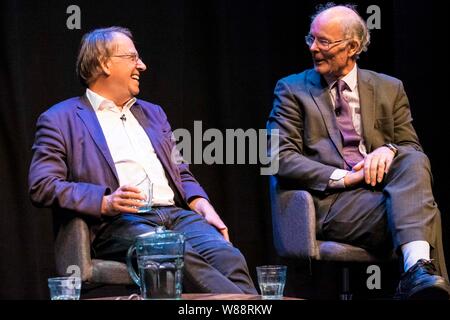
[126,226,185,299]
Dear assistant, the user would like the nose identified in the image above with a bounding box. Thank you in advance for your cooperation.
[136,58,147,71]
[309,39,319,53]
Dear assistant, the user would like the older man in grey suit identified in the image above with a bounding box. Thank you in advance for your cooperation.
[267,4,450,299]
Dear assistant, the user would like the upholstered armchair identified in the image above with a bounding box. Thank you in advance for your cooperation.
[54,217,133,285]
[269,175,395,299]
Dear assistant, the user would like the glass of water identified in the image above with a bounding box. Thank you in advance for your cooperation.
[115,160,152,213]
[48,276,81,300]
[135,175,153,213]
[256,265,287,299]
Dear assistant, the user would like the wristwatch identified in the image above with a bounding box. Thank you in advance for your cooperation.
[384,143,398,156]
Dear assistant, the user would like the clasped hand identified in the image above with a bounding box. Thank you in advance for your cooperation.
[344,146,396,187]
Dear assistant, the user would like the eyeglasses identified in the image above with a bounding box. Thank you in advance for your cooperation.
[111,53,141,63]
[305,34,350,51]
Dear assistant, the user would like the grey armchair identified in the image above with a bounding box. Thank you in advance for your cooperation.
[269,175,395,299]
[54,217,133,285]
[269,175,387,262]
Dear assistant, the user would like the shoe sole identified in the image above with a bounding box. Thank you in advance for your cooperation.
[408,281,450,300]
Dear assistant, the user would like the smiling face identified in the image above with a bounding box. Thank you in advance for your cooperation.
[94,32,147,106]
[309,10,358,81]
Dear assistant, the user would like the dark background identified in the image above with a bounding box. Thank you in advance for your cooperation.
[0,0,445,299]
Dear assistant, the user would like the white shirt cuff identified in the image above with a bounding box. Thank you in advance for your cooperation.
[328,169,349,189]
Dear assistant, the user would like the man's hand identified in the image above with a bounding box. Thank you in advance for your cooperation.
[101,185,145,216]
[188,197,230,242]
[352,146,396,186]
[343,166,365,187]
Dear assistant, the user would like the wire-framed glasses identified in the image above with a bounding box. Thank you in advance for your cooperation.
[305,34,350,50]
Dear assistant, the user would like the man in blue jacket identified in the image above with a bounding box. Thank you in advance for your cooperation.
[29,26,256,294]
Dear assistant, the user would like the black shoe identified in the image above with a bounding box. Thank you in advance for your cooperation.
[394,259,450,300]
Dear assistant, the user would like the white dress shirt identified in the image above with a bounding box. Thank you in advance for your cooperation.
[86,89,175,205]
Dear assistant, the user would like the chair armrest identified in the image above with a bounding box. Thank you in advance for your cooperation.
[269,176,319,259]
[92,260,133,284]
[54,217,93,282]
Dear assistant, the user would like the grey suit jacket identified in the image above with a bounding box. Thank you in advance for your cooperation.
[267,68,422,192]
[29,95,208,238]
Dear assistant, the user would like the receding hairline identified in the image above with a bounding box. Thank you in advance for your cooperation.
[107,31,134,52]
[313,6,361,30]
[109,30,133,42]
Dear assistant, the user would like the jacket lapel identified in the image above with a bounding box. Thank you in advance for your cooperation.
[308,71,344,158]
[357,69,375,152]
[131,103,186,205]
[131,104,186,202]
[130,103,175,178]
[76,95,119,183]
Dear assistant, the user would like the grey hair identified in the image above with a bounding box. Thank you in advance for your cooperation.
[311,3,370,58]
[76,26,133,87]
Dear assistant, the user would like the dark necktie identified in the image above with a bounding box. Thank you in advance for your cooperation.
[334,80,363,169]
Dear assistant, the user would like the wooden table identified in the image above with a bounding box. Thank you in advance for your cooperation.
[183,293,300,300]
[92,293,301,300]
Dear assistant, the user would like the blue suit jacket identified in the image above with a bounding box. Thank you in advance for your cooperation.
[29,95,208,233]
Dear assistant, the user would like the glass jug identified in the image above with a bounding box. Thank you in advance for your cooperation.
[126,226,185,299]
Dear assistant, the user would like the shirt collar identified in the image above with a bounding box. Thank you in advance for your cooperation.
[327,63,358,92]
[86,88,137,112]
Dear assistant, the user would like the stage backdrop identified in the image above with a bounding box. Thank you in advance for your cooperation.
[0,0,444,299]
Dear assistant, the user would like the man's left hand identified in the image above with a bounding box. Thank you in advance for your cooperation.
[353,146,396,186]
[188,197,230,242]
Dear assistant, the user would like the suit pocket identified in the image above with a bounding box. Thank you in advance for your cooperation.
[374,117,394,141]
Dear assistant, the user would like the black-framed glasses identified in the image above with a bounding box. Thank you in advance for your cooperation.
[111,52,141,63]
[305,34,350,51]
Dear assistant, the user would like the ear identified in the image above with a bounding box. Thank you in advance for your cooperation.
[99,57,112,76]
[347,40,360,59]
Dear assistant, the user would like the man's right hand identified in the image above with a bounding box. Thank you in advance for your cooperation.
[101,185,145,216]
[343,165,365,188]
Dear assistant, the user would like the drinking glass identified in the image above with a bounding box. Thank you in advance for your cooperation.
[256,265,287,299]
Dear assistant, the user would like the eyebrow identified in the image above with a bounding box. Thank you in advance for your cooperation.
[309,33,331,41]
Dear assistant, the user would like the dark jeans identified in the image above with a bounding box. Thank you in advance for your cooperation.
[92,206,257,294]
